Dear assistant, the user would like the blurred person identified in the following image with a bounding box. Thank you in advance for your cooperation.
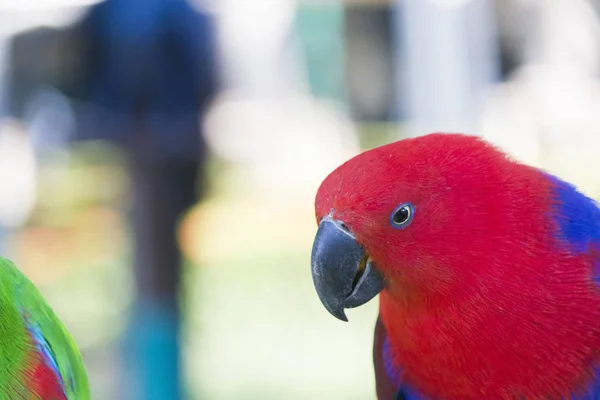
[75,0,218,398]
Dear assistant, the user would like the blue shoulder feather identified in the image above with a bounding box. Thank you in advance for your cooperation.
[382,334,425,400]
[548,174,600,255]
[547,174,600,399]
[26,319,66,391]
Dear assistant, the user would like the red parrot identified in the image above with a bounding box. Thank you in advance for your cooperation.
[310,133,600,399]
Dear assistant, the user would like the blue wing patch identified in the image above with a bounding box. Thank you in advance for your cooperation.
[382,336,425,400]
[375,315,426,399]
[26,321,65,390]
[570,368,600,400]
[548,174,600,255]
[382,337,402,390]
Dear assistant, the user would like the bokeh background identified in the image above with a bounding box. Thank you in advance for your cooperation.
[0,0,599,399]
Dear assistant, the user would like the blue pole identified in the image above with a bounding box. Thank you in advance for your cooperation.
[78,0,217,397]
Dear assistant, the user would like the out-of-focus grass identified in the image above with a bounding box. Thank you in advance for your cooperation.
[180,185,380,398]
[12,129,394,399]
[185,252,379,400]
[181,127,394,399]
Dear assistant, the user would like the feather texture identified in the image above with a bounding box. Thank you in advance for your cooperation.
[0,257,89,399]
[316,133,600,399]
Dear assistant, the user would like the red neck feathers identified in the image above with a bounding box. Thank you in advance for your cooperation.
[374,142,600,399]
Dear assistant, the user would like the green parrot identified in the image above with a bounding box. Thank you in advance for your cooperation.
[0,257,89,399]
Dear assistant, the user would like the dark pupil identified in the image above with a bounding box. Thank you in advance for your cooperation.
[393,207,410,224]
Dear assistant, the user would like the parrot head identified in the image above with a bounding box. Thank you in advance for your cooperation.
[311,132,600,399]
[311,132,548,321]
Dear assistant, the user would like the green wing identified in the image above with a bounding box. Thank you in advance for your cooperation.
[0,257,90,399]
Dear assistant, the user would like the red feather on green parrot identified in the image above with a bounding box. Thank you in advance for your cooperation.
[0,257,89,399]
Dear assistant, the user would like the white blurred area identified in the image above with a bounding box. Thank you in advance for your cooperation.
[0,0,95,255]
[204,0,360,205]
[205,0,600,205]
[480,0,600,198]
[1,0,600,222]
[205,96,360,203]
[0,120,36,229]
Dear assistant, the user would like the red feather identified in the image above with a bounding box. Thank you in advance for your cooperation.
[22,328,67,400]
[28,356,67,400]
[316,133,600,399]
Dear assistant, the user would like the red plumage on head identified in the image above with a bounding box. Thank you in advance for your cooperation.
[315,133,600,399]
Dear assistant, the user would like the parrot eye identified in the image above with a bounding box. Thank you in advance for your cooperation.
[390,203,414,229]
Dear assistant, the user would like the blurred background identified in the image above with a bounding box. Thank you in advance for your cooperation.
[0,0,599,398]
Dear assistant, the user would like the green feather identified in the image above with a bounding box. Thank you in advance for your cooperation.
[0,257,90,399]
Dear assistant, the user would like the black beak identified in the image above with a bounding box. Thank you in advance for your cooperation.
[311,216,385,321]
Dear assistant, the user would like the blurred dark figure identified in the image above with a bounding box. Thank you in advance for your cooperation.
[75,0,218,398]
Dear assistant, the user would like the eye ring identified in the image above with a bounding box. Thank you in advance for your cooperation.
[389,203,415,229]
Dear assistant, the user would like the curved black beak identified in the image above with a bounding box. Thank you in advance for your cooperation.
[311,216,385,321]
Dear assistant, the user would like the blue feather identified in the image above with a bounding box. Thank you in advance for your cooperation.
[570,369,600,400]
[547,174,600,399]
[382,336,426,400]
[26,320,65,390]
[383,337,401,388]
[548,174,600,255]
